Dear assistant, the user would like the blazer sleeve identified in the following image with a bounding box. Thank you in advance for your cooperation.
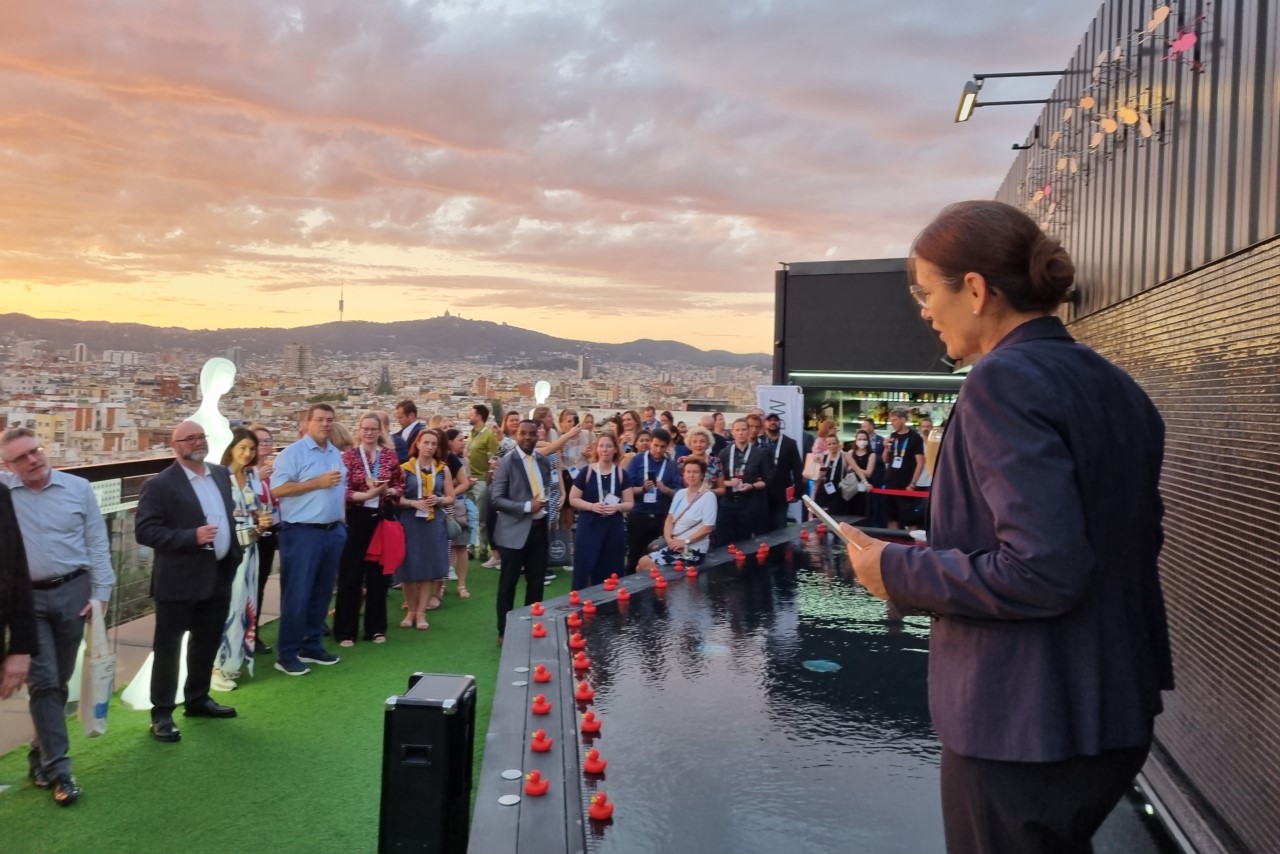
[135,470,200,553]
[490,455,525,515]
[881,356,1096,619]
[1,485,36,657]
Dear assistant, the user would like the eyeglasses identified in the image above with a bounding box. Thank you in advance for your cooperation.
[4,446,45,465]
[174,435,208,444]
[908,285,933,307]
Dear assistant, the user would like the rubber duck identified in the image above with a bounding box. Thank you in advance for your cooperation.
[583,748,607,774]
[686,566,698,578]
[575,679,595,702]
[531,694,552,715]
[569,590,582,606]
[580,710,602,733]
[655,575,668,589]
[531,602,545,617]
[566,611,583,628]
[573,652,592,670]
[734,551,746,563]
[799,528,810,541]
[582,600,597,616]
[524,770,549,797]
[674,560,684,573]
[589,792,614,821]
[568,632,586,650]
[816,523,827,536]
[603,578,617,591]
[531,621,547,638]
[649,566,660,579]
[616,587,631,602]
[530,729,553,752]
[533,664,552,683]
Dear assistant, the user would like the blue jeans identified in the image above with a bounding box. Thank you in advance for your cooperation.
[277,523,346,663]
[466,497,479,547]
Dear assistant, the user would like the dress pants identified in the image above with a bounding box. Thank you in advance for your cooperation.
[254,524,279,637]
[333,507,389,642]
[151,590,231,720]
[28,572,90,779]
[468,481,490,554]
[940,742,1151,854]
[496,519,548,637]
[625,512,665,575]
[277,523,346,664]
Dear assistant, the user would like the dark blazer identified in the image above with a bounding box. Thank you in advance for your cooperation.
[880,316,1172,763]
[717,443,770,496]
[764,434,805,507]
[393,422,423,465]
[0,484,35,659]
[135,462,244,603]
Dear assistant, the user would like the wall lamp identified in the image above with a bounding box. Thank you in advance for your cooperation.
[954,70,1065,123]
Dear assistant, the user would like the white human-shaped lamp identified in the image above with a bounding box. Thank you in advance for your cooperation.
[530,379,552,418]
[191,357,237,464]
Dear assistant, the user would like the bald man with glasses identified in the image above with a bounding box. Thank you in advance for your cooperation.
[135,420,243,743]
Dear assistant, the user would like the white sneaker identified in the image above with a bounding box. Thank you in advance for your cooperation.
[482,556,501,569]
[447,569,458,581]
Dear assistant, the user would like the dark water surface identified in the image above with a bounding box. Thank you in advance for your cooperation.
[574,537,1179,854]
[577,539,941,853]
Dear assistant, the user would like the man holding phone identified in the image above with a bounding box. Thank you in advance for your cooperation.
[490,420,553,643]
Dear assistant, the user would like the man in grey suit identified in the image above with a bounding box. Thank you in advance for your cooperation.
[490,419,552,643]
[135,420,244,743]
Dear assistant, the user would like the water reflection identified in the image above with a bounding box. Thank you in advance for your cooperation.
[578,542,944,854]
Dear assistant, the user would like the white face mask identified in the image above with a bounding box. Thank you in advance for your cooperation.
[855,440,869,448]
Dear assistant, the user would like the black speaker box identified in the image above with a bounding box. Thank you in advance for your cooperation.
[378,672,477,854]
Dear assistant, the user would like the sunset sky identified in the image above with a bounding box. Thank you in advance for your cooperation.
[0,0,1100,354]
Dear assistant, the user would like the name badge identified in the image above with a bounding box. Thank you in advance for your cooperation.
[643,491,658,504]
[824,481,837,495]
[604,493,621,506]
[569,466,580,479]
[892,457,904,469]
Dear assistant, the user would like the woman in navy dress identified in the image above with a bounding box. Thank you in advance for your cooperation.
[568,432,632,589]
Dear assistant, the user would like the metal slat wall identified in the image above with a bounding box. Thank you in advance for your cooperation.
[992,2,1280,852]
[996,0,1280,315]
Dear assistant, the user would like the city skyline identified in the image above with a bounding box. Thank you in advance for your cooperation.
[0,1,1098,353]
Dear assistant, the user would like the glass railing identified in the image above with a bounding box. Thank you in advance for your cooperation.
[74,458,171,630]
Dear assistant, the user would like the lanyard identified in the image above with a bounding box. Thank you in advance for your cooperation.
[729,444,751,475]
[412,460,436,499]
[643,454,667,485]
[595,465,615,499]
[893,434,909,459]
[773,436,783,464]
[359,447,381,482]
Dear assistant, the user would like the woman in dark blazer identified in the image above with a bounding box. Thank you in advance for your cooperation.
[843,201,1172,854]
[0,483,35,700]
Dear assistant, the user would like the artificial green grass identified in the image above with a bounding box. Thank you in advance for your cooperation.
[0,560,573,854]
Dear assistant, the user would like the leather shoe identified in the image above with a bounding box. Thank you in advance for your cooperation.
[52,775,81,806]
[254,639,273,655]
[184,699,237,719]
[150,720,182,743]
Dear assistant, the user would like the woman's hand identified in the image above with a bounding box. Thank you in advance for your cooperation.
[423,494,438,507]
[594,501,609,515]
[669,537,686,551]
[841,524,889,599]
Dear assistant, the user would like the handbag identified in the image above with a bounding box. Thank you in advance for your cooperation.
[547,525,572,567]
[366,517,407,576]
[446,514,463,540]
[802,453,823,482]
[840,471,865,501]
[79,600,115,738]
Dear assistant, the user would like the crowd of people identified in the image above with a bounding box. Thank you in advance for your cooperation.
[0,397,930,805]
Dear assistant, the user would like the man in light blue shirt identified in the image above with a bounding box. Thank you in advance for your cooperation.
[269,403,347,676]
[1,427,115,806]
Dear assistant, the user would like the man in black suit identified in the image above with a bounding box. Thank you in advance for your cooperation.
[392,399,423,464]
[715,418,769,544]
[761,414,804,531]
[135,421,243,743]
